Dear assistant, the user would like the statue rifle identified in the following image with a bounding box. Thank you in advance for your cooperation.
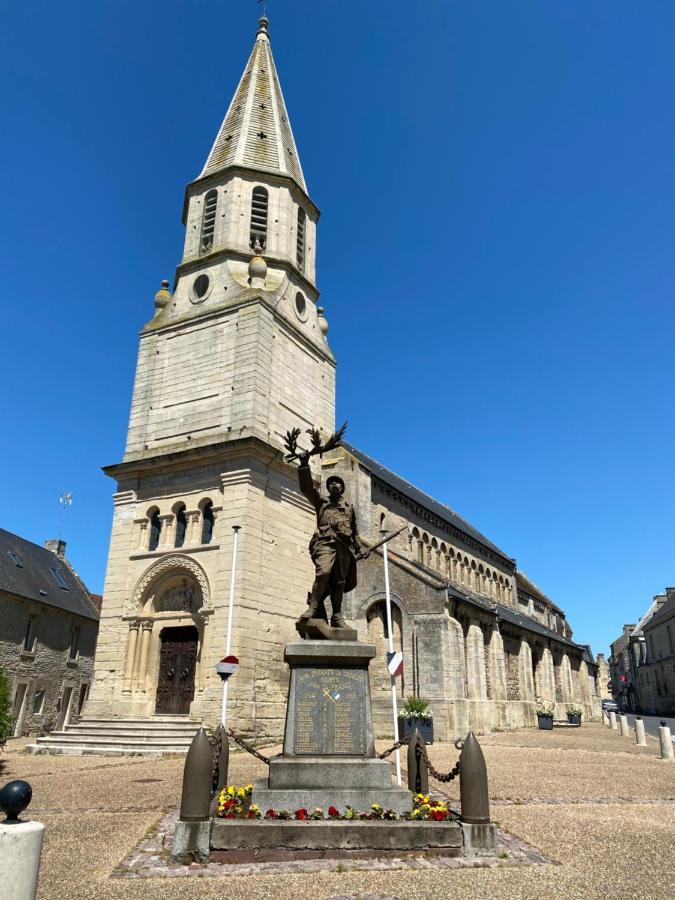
[361,524,408,557]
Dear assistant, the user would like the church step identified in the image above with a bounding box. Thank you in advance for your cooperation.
[27,742,190,756]
[43,730,199,742]
[76,716,200,728]
[63,727,200,738]
[67,722,200,733]
[32,734,196,747]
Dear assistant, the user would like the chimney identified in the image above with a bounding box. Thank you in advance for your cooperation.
[44,539,67,559]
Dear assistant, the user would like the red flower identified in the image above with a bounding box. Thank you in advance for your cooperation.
[246,811,256,819]
[224,813,236,819]
[430,809,447,822]
[265,809,278,819]
[328,806,340,818]
[223,799,235,810]
[294,808,308,820]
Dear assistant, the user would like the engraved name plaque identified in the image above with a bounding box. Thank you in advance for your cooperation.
[292,667,368,756]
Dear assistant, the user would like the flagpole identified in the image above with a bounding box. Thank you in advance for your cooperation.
[222,525,241,727]
[381,530,402,786]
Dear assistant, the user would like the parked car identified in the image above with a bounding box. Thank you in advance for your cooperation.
[602,700,618,712]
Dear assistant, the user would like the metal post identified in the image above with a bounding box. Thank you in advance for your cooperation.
[382,532,401,786]
[221,525,241,728]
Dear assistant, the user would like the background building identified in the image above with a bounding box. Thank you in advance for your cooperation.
[633,588,675,716]
[0,530,99,737]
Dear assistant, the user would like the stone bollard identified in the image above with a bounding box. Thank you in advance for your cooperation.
[658,722,674,761]
[602,710,610,727]
[0,780,45,900]
[634,717,647,747]
[619,714,630,737]
[172,728,213,863]
[609,711,618,730]
[459,732,496,855]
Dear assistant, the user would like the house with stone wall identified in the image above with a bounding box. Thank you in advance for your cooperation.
[0,530,99,737]
[633,588,675,716]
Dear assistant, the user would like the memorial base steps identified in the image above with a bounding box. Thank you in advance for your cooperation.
[27,716,201,755]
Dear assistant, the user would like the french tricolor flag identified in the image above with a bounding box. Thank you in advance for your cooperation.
[387,651,403,678]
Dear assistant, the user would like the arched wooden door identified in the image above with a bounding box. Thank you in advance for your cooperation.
[155,626,198,715]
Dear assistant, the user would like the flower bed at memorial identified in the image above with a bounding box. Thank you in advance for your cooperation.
[216,786,455,822]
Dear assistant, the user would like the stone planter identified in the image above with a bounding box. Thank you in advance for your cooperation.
[397,716,434,745]
[567,714,581,726]
[211,818,462,852]
[537,714,553,730]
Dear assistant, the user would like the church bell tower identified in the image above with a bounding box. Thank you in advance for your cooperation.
[85,18,336,737]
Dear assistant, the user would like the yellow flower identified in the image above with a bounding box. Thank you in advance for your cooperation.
[245,784,253,793]
[227,786,235,796]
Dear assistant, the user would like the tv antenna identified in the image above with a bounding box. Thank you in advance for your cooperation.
[58,492,73,541]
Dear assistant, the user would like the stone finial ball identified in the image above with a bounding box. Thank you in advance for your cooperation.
[154,279,171,310]
[0,780,32,823]
[316,306,329,336]
[248,255,267,282]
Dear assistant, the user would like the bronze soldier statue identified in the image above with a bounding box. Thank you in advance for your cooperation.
[296,450,366,628]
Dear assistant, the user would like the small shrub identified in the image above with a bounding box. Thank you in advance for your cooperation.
[535,698,554,717]
[400,696,430,718]
[0,669,12,747]
[566,705,583,717]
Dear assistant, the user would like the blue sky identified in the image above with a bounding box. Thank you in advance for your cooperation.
[2,1,673,657]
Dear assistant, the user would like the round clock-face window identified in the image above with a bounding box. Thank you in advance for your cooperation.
[190,273,211,303]
[294,291,307,321]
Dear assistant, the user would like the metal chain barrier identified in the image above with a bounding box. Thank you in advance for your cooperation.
[417,738,461,782]
[208,727,224,793]
[226,728,272,765]
[376,735,461,782]
[377,737,409,759]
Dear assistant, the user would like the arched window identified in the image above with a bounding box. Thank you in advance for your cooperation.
[148,508,162,552]
[296,207,306,270]
[250,187,268,251]
[201,501,214,545]
[174,505,187,548]
[200,189,218,254]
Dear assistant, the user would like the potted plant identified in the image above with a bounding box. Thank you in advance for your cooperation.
[566,705,582,726]
[535,699,554,730]
[398,696,433,744]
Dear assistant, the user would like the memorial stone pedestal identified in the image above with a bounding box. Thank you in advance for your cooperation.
[252,641,412,815]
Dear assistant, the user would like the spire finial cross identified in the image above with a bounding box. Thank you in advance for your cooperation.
[257,0,268,20]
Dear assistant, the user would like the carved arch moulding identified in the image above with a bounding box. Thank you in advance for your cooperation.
[128,554,212,615]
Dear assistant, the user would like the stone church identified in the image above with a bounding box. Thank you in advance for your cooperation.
[40,18,600,751]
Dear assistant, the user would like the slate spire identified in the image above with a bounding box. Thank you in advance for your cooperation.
[199,17,307,192]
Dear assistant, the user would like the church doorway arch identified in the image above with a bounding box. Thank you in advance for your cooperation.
[121,555,213,719]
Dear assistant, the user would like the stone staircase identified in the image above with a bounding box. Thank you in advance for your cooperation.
[27,716,202,756]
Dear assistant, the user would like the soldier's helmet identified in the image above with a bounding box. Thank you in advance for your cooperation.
[326,475,345,493]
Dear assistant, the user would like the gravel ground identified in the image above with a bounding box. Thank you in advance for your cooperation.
[2,723,674,899]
